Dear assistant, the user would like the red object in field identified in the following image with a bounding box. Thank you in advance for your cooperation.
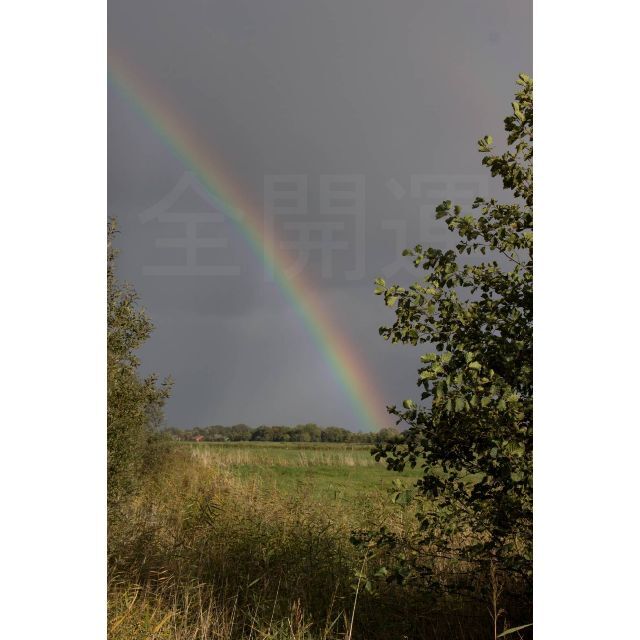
[194,435,204,442]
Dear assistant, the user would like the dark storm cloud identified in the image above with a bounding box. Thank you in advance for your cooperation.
[108,0,532,430]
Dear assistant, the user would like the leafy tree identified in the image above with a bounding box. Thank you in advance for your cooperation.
[251,425,275,441]
[269,426,292,442]
[365,75,533,600]
[108,219,172,509]
[229,423,253,441]
[321,426,351,443]
[374,427,402,445]
[350,431,375,444]
[288,424,315,442]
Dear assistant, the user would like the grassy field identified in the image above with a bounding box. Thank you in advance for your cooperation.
[186,441,422,509]
[108,442,505,639]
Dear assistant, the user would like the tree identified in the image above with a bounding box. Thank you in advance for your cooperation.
[229,423,253,441]
[296,423,322,442]
[374,427,402,445]
[321,426,351,443]
[365,75,533,604]
[251,425,275,441]
[108,219,172,509]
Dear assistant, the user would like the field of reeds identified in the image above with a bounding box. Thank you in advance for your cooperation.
[108,442,521,639]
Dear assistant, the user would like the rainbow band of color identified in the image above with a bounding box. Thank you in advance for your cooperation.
[108,51,389,432]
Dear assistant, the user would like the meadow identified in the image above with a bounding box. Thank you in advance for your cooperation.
[108,441,513,640]
[188,441,422,507]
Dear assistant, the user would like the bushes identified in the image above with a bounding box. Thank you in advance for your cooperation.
[164,423,385,444]
[107,219,172,511]
[108,445,523,640]
[370,76,533,627]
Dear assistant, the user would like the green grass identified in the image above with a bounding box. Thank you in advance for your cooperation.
[183,441,422,506]
[108,441,505,640]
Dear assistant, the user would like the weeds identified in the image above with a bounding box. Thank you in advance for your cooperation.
[108,444,525,639]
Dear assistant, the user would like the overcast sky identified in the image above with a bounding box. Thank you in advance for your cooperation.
[108,0,531,431]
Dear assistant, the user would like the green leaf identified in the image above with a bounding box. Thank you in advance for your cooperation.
[372,74,533,586]
[512,101,524,121]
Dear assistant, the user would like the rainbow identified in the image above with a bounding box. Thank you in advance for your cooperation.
[108,51,389,432]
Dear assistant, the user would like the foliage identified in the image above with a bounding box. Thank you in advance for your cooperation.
[162,423,392,444]
[363,75,533,600]
[108,442,524,639]
[108,219,172,509]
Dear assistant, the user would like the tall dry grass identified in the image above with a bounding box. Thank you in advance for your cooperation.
[189,443,380,469]
[108,446,504,639]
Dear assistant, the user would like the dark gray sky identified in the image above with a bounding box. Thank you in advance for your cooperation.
[108,0,531,431]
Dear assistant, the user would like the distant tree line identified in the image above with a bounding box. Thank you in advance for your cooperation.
[162,423,401,444]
